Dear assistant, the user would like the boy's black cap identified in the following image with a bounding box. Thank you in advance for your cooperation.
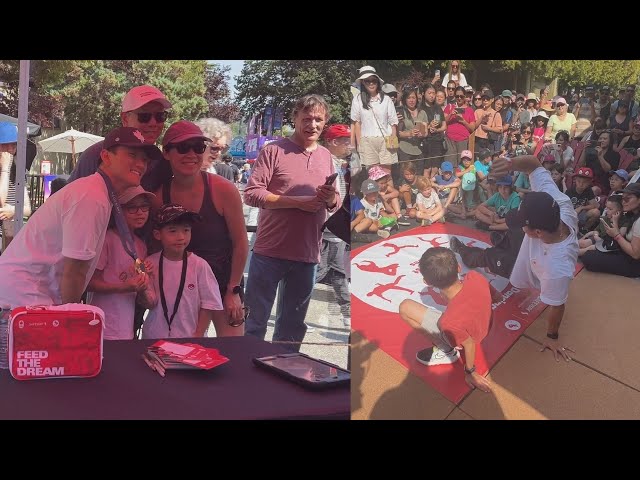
[505,191,561,232]
[153,203,202,228]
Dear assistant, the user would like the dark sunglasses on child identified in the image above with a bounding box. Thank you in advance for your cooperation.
[167,141,207,154]
[135,111,169,123]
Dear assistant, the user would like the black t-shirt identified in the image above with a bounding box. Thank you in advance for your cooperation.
[565,186,596,207]
[422,104,445,142]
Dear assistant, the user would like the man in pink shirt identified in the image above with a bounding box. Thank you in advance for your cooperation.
[243,94,339,350]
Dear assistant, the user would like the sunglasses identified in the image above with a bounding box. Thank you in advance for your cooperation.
[447,87,455,91]
[135,111,169,123]
[362,78,378,84]
[522,131,532,134]
[208,145,225,152]
[229,306,250,327]
[124,204,151,214]
[474,97,482,101]
[167,141,207,154]
[452,64,459,68]
[556,103,566,107]
[455,95,465,99]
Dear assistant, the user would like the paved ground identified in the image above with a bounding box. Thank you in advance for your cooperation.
[206,192,350,371]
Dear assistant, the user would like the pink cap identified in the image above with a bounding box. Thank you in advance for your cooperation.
[555,97,567,105]
[162,121,211,147]
[543,154,556,163]
[461,150,473,160]
[121,85,172,113]
[368,165,389,181]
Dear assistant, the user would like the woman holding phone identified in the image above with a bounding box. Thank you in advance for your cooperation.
[397,87,429,176]
[443,86,476,168]
[420,84,447,177]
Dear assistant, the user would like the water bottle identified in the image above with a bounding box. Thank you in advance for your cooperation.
[0,305,10,369]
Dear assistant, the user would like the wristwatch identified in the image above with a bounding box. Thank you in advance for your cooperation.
[231,285,242,295]
[464,365,476,375]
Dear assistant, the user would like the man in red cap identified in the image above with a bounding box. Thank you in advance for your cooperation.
[490,154,579,362]
[317,124,352,327]
[69,85,172,192]
[0,127,160,308]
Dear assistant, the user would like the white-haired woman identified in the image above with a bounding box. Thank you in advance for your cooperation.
[194,118,233,174]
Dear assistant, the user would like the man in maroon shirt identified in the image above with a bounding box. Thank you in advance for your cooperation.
[243,94,339,351]
[399,247,498,392]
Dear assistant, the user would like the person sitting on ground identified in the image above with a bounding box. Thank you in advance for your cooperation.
[350,187,366,233]
[549,164,567,193]
[578,194,624,256]
[474,175,521,231]
[141,204,223,339]
[398,247,499,393]
[432,161,462,218]
[414,177,444,226]
[397,161,424,220]
[608,169,629,197]
[368,165,404,223]
[474,149,493,202]
[455,150,478,215]
[358,178,396,239]
[565,167,600,233]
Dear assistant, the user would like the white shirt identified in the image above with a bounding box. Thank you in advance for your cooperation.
[0,173,111,308]
[141,251,223,339]
[442,72,468,88]
[360,196,384,220]
[87,229,148,340]
[350,93,398,138]
[416,190,441,211]
[509,167,579,306]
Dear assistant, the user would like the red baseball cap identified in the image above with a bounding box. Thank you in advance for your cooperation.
[324,124,351,140]
[574,167,594,179]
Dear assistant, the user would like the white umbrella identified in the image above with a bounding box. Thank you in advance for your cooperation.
[38,128,104,167]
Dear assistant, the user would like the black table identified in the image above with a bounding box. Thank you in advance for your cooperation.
[0,336,349,420]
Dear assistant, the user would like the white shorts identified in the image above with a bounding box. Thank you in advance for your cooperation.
[359,136,398,166]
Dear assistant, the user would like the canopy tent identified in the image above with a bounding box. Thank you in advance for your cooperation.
[0,113,41,137]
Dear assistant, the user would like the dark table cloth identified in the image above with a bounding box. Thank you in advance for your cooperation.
[0,335,349,420]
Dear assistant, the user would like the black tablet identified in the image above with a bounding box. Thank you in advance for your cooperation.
[253,353,350,390]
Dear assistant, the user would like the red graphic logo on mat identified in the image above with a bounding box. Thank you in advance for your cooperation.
[188,284,195,290]
[351,232,510,313]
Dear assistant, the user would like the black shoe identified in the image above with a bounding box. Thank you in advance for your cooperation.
[449,236,464,253]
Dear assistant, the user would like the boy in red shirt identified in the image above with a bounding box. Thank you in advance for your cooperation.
[399,247,498,392]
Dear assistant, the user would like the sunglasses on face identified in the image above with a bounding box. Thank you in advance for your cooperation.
[455,95,465,99]
[447,87,455,91]
[135,111,169,123]
[208,145,225,152]
[362,78,378,84]
[124,204,151,214]
[474,97,482,101]
[452,64,459,68]
[167,141,207,154]
[556,103,566,108]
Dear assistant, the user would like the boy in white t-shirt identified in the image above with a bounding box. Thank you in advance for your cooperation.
[414,177,444,226]
[357,178,396,238]
[87,186,157,340]
[141,204,223,339]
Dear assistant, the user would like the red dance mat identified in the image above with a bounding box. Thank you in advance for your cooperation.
[351,223,582,403]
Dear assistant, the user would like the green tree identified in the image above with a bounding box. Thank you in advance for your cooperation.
[50,60,209,135]
[204,63,239,124]
[236,60,361,124]
[492,60,640,89]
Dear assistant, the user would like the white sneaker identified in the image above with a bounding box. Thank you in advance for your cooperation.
[377,229,390,239]
[415,346,460,366]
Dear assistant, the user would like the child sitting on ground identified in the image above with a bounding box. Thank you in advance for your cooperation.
[474,175,521,231]
[432,161,463,218]
[397,161,423,219]
[455,150,478,216]
[608,169,629,197]
[357,178,397,239]
[578,194,625,255]
[87,186,157,340]
[368,165,405,224]
[141,203,223,339]
[549,163,567,193]
[474,149,493,202]
[415,177,444,226]
[399,247,500,393]
[565,167,600,233]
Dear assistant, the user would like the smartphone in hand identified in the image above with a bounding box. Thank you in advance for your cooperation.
[324,172,339,185]
[455,107,465,114]
[600,217,612,229]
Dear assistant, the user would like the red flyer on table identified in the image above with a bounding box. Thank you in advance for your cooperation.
[147,341,229,370]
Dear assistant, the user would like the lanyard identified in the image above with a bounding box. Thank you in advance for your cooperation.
[97,170,139,262]
[158,250,188,332]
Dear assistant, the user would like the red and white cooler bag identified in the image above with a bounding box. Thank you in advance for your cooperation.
[8,304,105,380]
